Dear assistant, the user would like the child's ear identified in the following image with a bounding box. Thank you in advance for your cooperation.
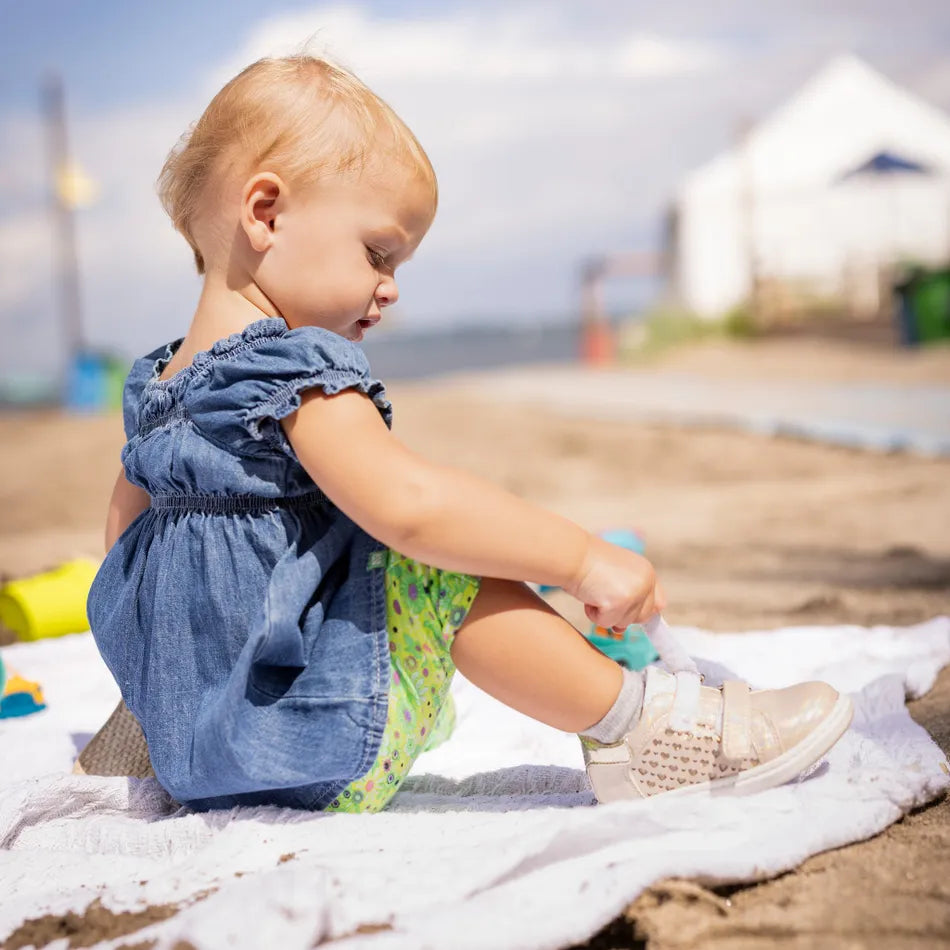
[240,172,285,253]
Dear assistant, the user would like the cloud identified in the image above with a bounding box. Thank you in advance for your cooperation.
[207,4,730,288]
[0,3,734,376]
[614,34,723,78]
[0,97,201,375]
[0,211,51,314]
[3,0,948,377]
[210,5,724,86]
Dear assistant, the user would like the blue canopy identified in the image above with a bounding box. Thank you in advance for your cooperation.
[840,150,932,179]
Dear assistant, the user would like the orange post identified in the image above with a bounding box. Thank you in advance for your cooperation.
[581,320,616,366]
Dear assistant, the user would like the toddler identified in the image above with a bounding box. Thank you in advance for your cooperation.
[84,54,852,811]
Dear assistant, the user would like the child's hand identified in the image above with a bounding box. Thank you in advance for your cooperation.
[567,536,666,631]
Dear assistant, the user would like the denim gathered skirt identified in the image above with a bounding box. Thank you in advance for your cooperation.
[86,316,394,810]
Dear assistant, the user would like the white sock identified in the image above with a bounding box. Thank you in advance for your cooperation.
[580,668,645,745]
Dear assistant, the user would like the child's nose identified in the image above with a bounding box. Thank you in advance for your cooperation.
[376,278,399,308]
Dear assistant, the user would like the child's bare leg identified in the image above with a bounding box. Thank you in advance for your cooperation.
[452,580,852,806]
[450,576,624,733]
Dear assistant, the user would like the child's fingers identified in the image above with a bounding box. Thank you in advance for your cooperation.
[634,592,657,626]
[599,595,653,630]
[585,603,624,630]
[588,599,654,632]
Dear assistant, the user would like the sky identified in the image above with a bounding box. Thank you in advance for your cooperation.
[1,0,949,377]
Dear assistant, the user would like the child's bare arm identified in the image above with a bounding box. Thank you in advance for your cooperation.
[104,469,151,553]
[281,388,593,591]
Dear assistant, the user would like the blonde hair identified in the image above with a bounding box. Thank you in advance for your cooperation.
[157,54,437,274]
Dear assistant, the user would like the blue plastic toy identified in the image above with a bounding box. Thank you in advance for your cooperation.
[0,653,47,719]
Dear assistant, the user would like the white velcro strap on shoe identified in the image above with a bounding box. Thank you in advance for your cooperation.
[720,679,753,760]
[643,615,701,676]
[668,670,702,732]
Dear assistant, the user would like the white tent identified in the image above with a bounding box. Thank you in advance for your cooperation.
[672,54,950,318]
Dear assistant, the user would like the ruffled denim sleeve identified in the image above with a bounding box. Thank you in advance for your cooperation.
[122,343,173,441]
[185,323,392,460]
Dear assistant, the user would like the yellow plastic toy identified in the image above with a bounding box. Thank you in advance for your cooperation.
[0,557,100,641]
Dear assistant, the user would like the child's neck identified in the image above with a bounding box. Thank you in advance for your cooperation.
[157,273,283,383]
[191,271,282,345]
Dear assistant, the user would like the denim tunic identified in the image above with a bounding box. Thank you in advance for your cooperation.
[86,316,393,810]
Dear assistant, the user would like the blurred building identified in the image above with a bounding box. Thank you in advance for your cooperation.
[669,54,950,319]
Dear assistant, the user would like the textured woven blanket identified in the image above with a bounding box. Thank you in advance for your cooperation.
[1,618,948,949]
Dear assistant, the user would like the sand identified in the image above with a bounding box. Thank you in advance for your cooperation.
[1,334,948,948]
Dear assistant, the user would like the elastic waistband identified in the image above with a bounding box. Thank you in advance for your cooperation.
[150,490,328,513]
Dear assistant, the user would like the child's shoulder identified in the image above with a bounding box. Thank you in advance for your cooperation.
[144,318,372,388]
[124,317,392,454]
[122,339,179,441]
[221,317,376,385]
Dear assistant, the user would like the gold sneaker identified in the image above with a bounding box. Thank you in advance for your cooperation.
[582,664,853,803]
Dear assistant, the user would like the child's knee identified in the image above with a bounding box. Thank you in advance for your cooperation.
[458,577,543,627]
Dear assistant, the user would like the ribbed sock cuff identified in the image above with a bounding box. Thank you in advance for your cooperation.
[580,667,645,745]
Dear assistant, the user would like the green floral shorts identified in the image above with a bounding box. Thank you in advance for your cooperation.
[326,549,480,813]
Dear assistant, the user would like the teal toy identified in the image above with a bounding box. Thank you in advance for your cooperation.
[535,525,656,668]
[538,527,646,594]
[597,528,646,555]
[584,529,655,667]
[585,624,659,670]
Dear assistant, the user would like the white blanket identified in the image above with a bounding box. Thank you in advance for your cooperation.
[2,618,948,950]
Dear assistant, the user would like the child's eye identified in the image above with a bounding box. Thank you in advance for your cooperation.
[366,247,386,268]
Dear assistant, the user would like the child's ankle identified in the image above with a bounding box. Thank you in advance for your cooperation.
[579,667,645,745]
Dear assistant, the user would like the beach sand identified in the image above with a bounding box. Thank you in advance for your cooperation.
[1,335,948,948]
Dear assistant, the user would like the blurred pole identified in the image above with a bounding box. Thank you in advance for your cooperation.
[42,72,85,366]
[737,118,759,322]
[579,252,658,365]
[580,259,615,366]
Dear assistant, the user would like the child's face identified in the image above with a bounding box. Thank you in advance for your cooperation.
[250,163,435,342]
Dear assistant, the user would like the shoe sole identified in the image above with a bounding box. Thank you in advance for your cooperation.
[652,693,855,800]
